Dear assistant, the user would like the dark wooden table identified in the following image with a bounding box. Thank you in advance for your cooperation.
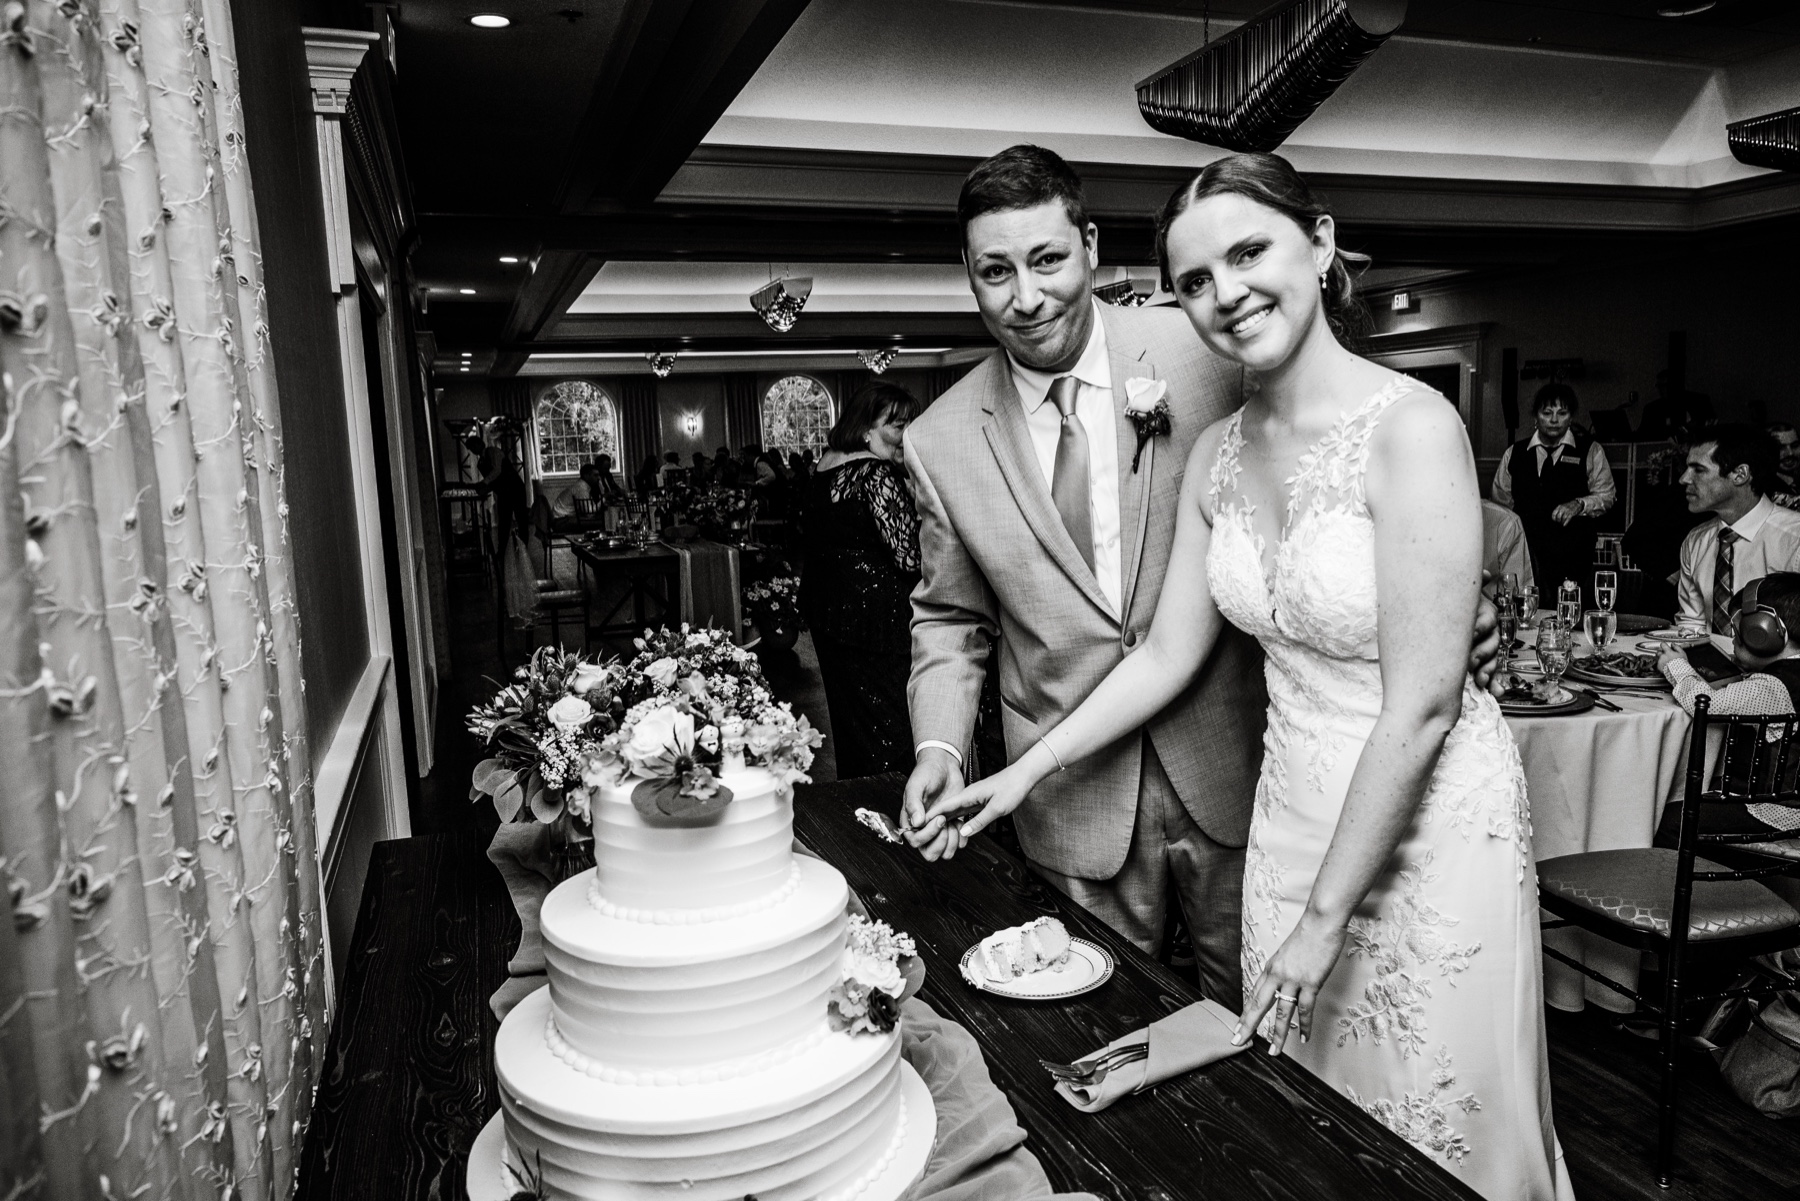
[796,776,1481,1201]
[297,778,1482,1201]
[569,540,678,639]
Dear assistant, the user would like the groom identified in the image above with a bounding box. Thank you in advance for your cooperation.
[899,146,1265,1004]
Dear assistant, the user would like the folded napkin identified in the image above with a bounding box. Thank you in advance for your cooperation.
[1054,997,1247,1113]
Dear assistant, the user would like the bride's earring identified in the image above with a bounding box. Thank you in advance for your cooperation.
[1318,268,1329,291]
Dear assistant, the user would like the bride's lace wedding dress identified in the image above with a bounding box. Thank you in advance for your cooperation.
[1208,379,1575,1201]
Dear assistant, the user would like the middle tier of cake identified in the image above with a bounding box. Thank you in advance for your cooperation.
[542,856,850,1076]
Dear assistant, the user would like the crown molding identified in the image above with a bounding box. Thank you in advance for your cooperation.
[302,28,379,117]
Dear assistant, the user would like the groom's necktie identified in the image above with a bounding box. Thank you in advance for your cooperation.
[1049,376,1095,573]
[1712,526,1740,635]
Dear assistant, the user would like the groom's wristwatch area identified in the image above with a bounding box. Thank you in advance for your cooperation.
[915,740,964,764]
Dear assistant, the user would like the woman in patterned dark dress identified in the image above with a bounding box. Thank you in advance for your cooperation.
[800,382,927,778]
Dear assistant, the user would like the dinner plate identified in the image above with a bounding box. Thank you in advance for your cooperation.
[959,937,1115,1000]
[1564,662,1668,690]
[1497,687,1597,717]
[1641,629,1708,645]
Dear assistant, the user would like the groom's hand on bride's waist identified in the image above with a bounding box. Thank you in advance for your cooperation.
[1470,581,1501,689]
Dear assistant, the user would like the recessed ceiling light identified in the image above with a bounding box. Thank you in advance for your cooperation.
[460,366,470,372]
[469,14,510,28]
[459,288,476,294]
[499,256,520,264]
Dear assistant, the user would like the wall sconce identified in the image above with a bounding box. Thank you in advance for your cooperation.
[647,351,677,378]
[682,412,702,437]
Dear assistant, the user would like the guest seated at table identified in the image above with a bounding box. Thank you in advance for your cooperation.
[1655,572,1800,847]
[1491,383,1616,605]
[712,444,741,487]
[656,450,684,487]
[633,453,661,497]
[799,382,925,777]
[590,453,625,501]
[1676,424,1800,634]
[1481,499,1534,595]
[691,450,713,486]
[550,462,599,527]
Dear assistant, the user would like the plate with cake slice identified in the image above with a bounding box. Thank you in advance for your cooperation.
[958,916,1115,1000]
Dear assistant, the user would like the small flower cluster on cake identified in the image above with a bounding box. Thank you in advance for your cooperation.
[827,916,917,1036]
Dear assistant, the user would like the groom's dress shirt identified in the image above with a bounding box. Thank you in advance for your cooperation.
[1008,306,1122,617]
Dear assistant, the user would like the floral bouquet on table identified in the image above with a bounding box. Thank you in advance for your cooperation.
[743,573,803,644]
[589,625,823,825]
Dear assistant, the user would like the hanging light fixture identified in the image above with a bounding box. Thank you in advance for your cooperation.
[857,348,898,374]
[749,277,813,333]
[646,351,677,378]
[1728,105,1800,172]
[1136,0,1407,153]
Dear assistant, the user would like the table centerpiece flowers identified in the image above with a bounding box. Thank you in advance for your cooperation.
[743,572,803,649]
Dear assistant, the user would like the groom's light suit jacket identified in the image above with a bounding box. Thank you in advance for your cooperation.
[904,303,1268,879]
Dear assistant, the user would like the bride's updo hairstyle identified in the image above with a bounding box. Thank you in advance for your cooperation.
[1155,152,1372,347]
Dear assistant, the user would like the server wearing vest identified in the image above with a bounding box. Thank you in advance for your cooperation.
[1491,383,1617,605]
[1655,572,1800,846]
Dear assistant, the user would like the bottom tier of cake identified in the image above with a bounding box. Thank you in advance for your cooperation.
[488,986,932,1201]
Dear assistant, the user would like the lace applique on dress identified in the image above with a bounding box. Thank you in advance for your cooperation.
[1336,854,1482,1059]
[1348,1046,1482,1166]
[830,459,920,573]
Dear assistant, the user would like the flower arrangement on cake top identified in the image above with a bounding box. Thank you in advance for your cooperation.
[467,627,821,832]
[827,916,918,1036]
[467,646,626,829]
[592,626,822,822]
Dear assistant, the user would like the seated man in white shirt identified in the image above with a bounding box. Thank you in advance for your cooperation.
[550,464,599,527]
[1480,500,1534,596]
[1676,423,1800,634]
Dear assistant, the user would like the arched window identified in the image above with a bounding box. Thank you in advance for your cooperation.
[532,381,619,477]
[761,375,834,460]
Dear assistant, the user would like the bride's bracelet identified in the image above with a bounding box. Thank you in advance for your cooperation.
[1039,736,1066,773]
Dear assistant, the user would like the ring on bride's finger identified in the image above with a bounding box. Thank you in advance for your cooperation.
[1275,992,1299,1004]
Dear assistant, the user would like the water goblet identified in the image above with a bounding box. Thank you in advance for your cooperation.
[1519,584,1540,629]
[1583,608,1617,654]
[1496,594,1518,674]
[1536,622,1574,695]
[1594,570,1618,613]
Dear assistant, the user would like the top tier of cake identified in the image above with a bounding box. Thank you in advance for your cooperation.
[591,765,794,915]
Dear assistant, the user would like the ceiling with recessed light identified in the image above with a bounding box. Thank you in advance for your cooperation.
[393,0,1800,378]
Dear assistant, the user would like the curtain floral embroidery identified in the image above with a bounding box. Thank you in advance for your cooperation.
[0,2,325,1200]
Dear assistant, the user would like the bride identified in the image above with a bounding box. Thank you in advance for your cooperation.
[920,154,1573,1201]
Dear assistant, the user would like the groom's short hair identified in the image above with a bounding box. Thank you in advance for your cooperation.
[957,145,1090,249]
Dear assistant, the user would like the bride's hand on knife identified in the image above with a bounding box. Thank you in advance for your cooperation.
[1232,912,1349,1056]
[916,762,1037,860]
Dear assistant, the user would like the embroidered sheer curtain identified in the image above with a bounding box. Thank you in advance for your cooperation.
[0,4,325,1200]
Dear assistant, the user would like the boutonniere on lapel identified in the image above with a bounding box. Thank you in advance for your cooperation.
[1123,378,1171,474]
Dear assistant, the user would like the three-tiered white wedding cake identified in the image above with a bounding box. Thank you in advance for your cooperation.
[470,767,934,1200]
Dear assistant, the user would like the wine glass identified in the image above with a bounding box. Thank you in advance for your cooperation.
[1519,583,1540,629]
[1584,608,1618,654]
[1537,622,1573,695]
[1594,570,1618,613]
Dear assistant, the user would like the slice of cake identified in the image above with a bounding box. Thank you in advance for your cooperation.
[977,916,1072,980]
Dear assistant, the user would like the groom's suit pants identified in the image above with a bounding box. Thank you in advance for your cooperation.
[1027,741,1245,1010]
